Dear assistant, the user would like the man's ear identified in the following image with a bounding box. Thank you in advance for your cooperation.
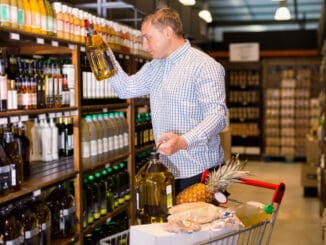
[164,26,174,39]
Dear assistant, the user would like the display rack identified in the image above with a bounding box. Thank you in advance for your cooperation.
[262,58,321,161]
[224,61,262,158]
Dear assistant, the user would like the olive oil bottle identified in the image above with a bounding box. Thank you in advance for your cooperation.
[84,20,116,81]
[135,151,175,224]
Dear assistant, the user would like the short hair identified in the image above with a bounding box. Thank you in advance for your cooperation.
[142,8,184,38]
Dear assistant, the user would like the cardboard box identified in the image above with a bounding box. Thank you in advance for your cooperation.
[130,223,238,245]
[301,164,318,187]
[220,127,231,162]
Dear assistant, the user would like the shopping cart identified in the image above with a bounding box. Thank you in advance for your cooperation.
[100,177,285,245]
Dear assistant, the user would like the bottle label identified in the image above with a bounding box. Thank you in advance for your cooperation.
[67,135,73,151]
[31,12,41,29]
[10,164,16,186]
[41,15,47,31]
[5,236,23,245]
[82,141,90,158]
[59,206,76,231]
[108,136,114,151]
[25,227,39,239]
[124,132,128,147]
[0,165,11,191]
[0,76,7,100]
[90,140,97,156]
[9,5,18,25]
[46,16,53,32]
[18,8,24,26]
[0,4,9,22]
[166,185,173,208]
[119,134,124,149]
[113,135,119,150]
[25,10,31,26]
[97,139,103,155]
[103,138,108,153]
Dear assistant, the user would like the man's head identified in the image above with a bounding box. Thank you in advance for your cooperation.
[141,8,185,59]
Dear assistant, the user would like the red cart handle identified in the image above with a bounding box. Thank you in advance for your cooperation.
[239,178,286,204]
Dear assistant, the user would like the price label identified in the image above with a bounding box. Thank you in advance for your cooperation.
[105,163,111,168]
[68,44,76,50]
[51,40,59,47]
[125,55,130,60]
[9,116,19,123]
[48,113,56,119]
[36,38,45,44]
[33,189,41,197]
[70,110,78,116]
[64,111,71,117]
[9,32,20,40]
[56,112,63,118]
[102,108,108,112]
[119,54,123,59]
[20,115,29,122]
[80,46,86,52]
[0,118,8,125]
[38,114,46,120]
[139,58,143,63]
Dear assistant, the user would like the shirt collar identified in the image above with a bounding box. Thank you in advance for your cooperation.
[165,39,190,64]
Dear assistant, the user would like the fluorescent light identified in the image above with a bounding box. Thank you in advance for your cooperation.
[274,1,291,20]
[199,9,212,23]
[179,0,196,6]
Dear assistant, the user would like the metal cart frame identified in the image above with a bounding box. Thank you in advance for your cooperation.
[100,178,286,245]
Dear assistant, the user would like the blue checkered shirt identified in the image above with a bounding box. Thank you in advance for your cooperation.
[109,40,228,178]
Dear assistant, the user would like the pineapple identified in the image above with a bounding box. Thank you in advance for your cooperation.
[176,154,249,204]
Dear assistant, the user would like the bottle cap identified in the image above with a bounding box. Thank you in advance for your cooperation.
[264,204,274,214]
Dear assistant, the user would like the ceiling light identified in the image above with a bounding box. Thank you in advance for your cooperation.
[179,0,196,6]
[198,2,212,23]
[274,1,291,21]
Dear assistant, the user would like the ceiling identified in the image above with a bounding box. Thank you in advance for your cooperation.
[193,0,324,41]
[68,0,324,42]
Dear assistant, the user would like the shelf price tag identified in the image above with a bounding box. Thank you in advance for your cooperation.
[38,114,46,120]
[80,46,86,52]
[20,115,29,122]
[9,32,20,40]
[56,112,63,118]
[48,113,56,119]
[9,116,19,123]
[33,189,41,197]
[51,40,59,47]
[0,118,8,125]
[102,108,108,113]
[119,54,123,59]
[36,38,45,45]
[125,55,130,60]
[70,110,78,116]
[68,44,76,50]
[64,111,71,117]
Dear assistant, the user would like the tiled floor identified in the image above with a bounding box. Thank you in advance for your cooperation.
[227,160,323,245]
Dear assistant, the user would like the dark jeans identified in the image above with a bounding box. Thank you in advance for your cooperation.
[174,164,223,195]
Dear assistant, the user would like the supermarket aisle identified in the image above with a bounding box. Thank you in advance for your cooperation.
[227,160,323,245]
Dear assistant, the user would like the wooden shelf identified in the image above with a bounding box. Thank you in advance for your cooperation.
[0,107,78,118]
[80,102,129,113]
[0,157,76,205]
[135,143,155,155]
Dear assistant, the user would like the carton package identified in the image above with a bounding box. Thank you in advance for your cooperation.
[305,134,321,166]
[301,164,318,187]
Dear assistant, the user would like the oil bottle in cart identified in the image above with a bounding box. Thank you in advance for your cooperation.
[135,150,175,224]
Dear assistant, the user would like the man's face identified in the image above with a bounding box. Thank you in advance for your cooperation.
[141,21,170,59]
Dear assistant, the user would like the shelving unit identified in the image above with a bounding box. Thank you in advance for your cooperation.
[262,58,321,161]
[224,61,262,158]
[0,24,151,244]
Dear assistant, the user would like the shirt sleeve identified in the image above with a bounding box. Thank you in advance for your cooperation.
[108,54,153,99]
[182,59,228,148]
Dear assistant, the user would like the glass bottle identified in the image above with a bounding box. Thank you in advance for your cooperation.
[29,191,51,245]
[15,199,40,245]
[82,176,94,227]
[105,167,114,212]
[85,19,116,81]
[119,161,130,202]
[0,143,11,196]
[9,0,18,29]
[17,0,23,29]
[46,182,76,239]
[112,165,122,207]
[29,0,40,33]
[0,58,8,112]
[15,121,30,179]
[135,151,175,224]
[0,205,24,244]
[88,174,101,220]
[22,0,31,32]
[95,171,107,216]
[0,0,10,26]
[2,129,23,191]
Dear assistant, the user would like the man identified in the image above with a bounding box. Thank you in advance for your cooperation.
[109,7,228,194]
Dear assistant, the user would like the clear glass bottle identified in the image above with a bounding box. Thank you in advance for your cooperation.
[85,19,116,81]
[135,151,175,224]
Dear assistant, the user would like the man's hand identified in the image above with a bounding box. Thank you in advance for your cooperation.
[156,132,188,156]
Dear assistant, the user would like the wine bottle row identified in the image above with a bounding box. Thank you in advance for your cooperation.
[82,162,130,229]
[84,211,129,245]
[135,112,154,148]
[0,56,75,112]
[0,116,74,197]
[81,111,128,170]
[0,181,76,244]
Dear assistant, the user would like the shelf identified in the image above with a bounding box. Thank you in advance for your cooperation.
[81,152,130,174]
[0,107,78,118]
[0,157,76,205]
[135,143,155,155]
[52,235,80,245]
[80,102,129,113]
